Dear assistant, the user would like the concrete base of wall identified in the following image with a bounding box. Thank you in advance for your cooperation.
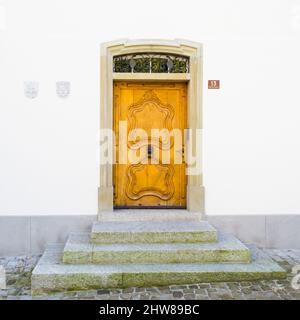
[0,214,300,255]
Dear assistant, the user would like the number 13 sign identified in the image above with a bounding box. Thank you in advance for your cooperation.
[208,80,220,89]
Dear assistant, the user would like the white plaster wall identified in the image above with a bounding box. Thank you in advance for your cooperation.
[0,0,299,215]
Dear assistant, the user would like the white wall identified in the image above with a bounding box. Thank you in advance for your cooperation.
[0,0,299,215]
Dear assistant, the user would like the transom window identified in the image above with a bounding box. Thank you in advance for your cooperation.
[113,53,189,73]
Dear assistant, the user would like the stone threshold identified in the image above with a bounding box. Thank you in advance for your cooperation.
[98,209,200,222]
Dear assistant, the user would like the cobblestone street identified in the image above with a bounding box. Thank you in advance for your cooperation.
[1,249,300,300]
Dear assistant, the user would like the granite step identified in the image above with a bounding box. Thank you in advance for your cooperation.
[63,232,251,265]
[90,220,218,244]
[98,209,201,222]
[31,244,286,295]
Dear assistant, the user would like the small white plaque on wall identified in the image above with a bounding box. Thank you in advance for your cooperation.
[56,81,70,98]
[0,265,6,290]
[24,81,39,99]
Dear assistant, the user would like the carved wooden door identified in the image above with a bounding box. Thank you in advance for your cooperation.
[113,82,187,208]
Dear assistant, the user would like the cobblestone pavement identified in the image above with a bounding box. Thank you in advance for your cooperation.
[1,249,300,300]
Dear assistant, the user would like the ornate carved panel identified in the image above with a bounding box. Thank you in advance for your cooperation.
[126,164,175,200]
[127,90,174,149]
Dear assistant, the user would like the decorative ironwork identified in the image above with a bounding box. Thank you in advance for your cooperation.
[113,53,189,73]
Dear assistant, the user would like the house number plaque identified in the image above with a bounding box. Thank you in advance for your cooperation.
[208,80,220,89]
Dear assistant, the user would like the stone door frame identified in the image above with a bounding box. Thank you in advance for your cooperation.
[99,39,204,218]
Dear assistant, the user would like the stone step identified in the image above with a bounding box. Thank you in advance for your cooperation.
[91,220,218,244]
[31,244,286,295]
[63,233,251,264]
[0,265,6,290]
[98,209,201,222]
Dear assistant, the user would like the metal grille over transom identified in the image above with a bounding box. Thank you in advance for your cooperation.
[113,53,189,73]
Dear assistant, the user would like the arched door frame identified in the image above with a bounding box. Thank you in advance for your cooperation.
[99,39,204,218]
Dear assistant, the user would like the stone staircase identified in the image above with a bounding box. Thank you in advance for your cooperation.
[31,212,286,295]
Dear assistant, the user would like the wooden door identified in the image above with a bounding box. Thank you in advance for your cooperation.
[113,82,187,208]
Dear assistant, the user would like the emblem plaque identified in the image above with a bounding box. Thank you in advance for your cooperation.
[24,81,39,99]
[56,81,70,98]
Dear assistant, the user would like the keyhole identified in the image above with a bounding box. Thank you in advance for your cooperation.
[147,145,153,158]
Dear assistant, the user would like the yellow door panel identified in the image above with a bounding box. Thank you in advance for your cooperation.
[113,82,187,208]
